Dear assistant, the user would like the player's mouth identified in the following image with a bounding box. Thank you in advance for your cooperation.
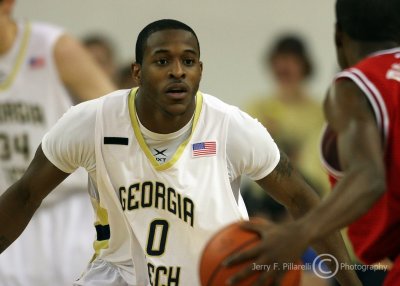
[165,83,189,100]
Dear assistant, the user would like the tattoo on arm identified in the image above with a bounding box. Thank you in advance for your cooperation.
[0,235,10,253]
[273,151,293,182]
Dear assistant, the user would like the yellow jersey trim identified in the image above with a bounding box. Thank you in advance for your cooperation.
[128,87,203,171]
[0,22,31,91]
[91,198,110,260]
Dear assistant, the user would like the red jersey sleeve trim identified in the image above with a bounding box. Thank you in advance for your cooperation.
[335,69,389,144]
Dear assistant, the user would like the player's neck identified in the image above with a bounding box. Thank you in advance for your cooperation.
[0,18,17,55]
[349,40,399,65]
[135,92,196,134]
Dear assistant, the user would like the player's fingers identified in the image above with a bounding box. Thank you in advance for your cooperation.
[253,269,276,286]
[222,244,262,266]
[239,221,271,238]
[235,223,263,239]
[226,262,256,285]
[252,257,285,286]
[253,270,282,286]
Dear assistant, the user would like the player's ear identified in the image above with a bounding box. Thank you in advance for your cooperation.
[334,23,343,48]
[199,61,203,80]
[132,62,141,86]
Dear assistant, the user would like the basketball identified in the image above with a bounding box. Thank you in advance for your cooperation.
[199,219,302,286]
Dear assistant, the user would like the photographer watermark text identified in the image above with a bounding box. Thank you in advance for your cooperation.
[251,253,389,279]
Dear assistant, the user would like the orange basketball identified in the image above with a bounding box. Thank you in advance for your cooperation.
[199,220,302,286]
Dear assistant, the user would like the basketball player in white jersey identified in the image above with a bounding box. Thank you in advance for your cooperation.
[0,19,359,285]
[0,0,115,284]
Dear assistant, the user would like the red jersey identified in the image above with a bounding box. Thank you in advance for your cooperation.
[321,48,400,266]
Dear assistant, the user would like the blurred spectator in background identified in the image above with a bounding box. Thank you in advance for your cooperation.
[83,34,138,89]
[83,33,118,85]
[117,63,138,89]
[0,0,115,284]
[246,34,328,195]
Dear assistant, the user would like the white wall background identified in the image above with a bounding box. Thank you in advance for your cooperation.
[14,0,338,108]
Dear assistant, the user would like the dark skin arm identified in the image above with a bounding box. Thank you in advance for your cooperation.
[225,151,360,285]
[0,145,69,253]
[226,79,384,285]
[302,79,386,237]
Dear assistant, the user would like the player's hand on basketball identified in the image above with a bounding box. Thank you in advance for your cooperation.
[223,218,309,286]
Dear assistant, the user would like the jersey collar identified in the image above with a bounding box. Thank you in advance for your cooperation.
[0,22,31,91]
[128,87,203,171]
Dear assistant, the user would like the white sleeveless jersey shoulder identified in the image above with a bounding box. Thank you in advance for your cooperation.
[0,21,87,201]
[93,90,247,285]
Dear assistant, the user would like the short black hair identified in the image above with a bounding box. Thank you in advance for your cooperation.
[336,0,400,42]
[267,35,313,78]
[135,19,200,64]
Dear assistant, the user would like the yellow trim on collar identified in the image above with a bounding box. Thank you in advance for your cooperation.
[128,87,203,171]
[0,22,32,91]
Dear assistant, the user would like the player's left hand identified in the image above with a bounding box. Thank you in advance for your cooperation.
[223,219,310,286]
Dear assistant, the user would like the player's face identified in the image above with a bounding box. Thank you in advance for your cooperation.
[134,29,202,116]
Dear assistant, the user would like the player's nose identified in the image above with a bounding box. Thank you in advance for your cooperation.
[169,60,185,79]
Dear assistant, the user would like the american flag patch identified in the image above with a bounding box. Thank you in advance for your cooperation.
[192,141,217,157]
[29,57,45,69]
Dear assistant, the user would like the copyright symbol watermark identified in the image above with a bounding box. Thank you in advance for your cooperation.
[312,254,339,279]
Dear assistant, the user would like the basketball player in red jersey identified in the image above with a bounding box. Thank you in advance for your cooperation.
[226,0,400,285]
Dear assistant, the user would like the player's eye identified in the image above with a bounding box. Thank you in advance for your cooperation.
[183,59,195,66]
[156,59,168,65]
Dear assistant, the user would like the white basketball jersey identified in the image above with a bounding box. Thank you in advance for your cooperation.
[0,21,87,202]
[0,22,94,285]
[93,89,247,285]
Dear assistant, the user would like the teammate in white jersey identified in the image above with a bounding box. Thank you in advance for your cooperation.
[0,18,359,285]
[0,0,114,285]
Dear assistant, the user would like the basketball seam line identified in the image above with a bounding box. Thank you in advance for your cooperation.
[207,237,260,286]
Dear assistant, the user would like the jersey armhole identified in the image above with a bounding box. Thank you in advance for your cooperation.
[335,68,389,144]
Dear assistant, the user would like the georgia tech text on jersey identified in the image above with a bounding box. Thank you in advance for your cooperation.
[118,181,194,227]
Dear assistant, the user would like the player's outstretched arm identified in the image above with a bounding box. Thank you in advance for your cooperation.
[230,152,361,286]
[55,34,115,102]
[225,150,361,285]
[0,145,69,254]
